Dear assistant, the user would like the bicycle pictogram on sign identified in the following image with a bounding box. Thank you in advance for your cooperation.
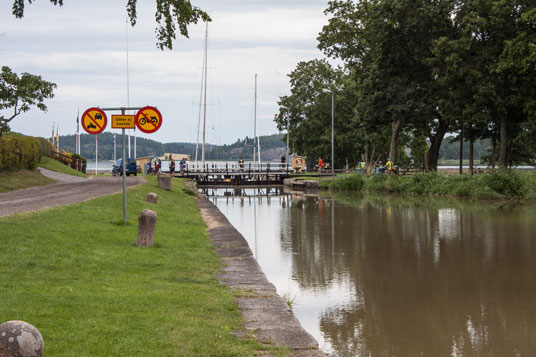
[135,106,162,134]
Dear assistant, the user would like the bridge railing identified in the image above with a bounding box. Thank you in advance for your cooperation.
[183,161,292,174]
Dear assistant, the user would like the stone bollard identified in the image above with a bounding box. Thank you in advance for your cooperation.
[146,192,158,204]
[136,209,157,247]
[0,320,44,357]
[157,176,172,190]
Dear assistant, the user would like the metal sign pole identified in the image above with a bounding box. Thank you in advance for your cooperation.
[98,106,158,226]
[121,109,127,225]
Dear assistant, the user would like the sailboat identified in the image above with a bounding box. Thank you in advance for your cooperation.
[194,23,262,170]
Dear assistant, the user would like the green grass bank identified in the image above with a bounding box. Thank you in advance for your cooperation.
[39,156,88,178]
[0,177,286,356]
[0,157,87,193]
[325,170,536,200]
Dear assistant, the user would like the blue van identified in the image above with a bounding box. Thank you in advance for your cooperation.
[112,158,137,176]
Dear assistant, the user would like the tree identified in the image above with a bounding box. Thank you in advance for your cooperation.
[274,59,359,168]
[12,0,211,50]
[0,66,56,136]
[319,0,456,170]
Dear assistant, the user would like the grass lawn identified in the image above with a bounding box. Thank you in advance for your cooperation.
[0,169,55,193]
[0,177,285,356]
[39,157,88,178]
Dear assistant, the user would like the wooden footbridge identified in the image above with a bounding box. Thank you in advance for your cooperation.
[173,161,297,186]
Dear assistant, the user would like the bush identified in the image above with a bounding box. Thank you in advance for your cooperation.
[329,174,365,190]
[71,153,87,165]
[0,133,40,170]
[479,169,524,197]
[364,174,387,193]
[34,137,53,159]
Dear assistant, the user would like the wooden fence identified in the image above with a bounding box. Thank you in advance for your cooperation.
[51,150,82,171]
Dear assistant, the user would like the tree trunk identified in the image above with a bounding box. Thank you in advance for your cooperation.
[459,122,464,175]
[368,144,376,174]
[426,119,449,171]
[389,120,402,165]
[491,137,496,168]
[469,138,474,175]
[499,116,507,168]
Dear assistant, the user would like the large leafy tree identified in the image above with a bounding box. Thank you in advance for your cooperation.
[274,59,359,168]
[318,0,457,171]
[0,66,56,136]
[12,0,211,50]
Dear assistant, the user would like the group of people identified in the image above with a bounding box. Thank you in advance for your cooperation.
[168,155,189,177]
[314,156,331,172]
[146,159,161,175]
[145,155,188,177]
[356,158,399,176]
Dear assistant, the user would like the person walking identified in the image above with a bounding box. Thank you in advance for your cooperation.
[155,159,161,176]
[281,154,286,172]
[238,156,244,173]
[318,157,324,172]
[384,158,393,176]
[169,154,175,177]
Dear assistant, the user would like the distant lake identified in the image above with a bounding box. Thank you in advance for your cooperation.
[85,160,113,172]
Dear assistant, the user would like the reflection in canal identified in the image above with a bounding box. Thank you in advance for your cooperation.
[202,188,536,356]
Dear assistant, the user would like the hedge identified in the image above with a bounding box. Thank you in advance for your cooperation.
[35,136,53,159]
[0,133,40,170]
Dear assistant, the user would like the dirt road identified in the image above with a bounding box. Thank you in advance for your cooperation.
[0,168,145,218]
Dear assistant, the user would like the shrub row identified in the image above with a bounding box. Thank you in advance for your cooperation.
[35,136,53,159]
[328,170,536,200]
[0,133,41,170]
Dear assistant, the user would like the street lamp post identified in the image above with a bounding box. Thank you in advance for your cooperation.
[322,88,335,176]
[286,117,290,170]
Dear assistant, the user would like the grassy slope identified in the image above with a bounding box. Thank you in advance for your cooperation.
[39,156,88,178]
[0,177,284,356]
[0,169,55,193]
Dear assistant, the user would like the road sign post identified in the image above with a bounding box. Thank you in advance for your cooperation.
[97,106,162,225]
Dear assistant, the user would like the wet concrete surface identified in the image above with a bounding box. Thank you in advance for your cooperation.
[198,198,326,356]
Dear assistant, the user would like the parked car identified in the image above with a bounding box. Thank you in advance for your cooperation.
[112,158,137,176]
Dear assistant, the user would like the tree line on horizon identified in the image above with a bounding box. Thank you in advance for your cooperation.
[54,131,491,164]
[274,0,536,172]
[56,133,287,161]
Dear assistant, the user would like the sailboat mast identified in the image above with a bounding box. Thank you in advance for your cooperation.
[201,21,209,166]
[253,74,257,162]
[254,74,261,164]
[195,21,208,162]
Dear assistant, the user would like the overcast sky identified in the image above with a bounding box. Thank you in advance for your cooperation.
[1,0,332,145]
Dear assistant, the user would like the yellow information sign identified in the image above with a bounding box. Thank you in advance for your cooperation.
[111,115,135,129]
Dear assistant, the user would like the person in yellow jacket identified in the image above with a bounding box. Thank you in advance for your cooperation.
[384,158,393,175]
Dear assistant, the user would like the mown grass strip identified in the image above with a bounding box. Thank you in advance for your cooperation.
[0,169,55,193]
[39,156,87,178]
[0,177,285,356]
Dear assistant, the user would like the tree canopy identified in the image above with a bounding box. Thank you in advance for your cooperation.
[276,0,536,170]
[12,0,211,50]
[0,66,56,136]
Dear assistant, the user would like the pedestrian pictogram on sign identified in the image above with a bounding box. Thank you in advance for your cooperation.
[82,107,107,135]
[112,115,135,129]
[135,106,162,133]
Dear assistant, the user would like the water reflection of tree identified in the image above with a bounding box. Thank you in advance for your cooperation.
[284,196,536,356]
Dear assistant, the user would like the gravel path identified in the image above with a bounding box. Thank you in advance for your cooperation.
[0,169,145,218]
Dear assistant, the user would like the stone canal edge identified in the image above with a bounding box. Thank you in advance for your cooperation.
[197,198,327,357]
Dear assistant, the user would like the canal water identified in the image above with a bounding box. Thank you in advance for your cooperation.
[203,188,536,356]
